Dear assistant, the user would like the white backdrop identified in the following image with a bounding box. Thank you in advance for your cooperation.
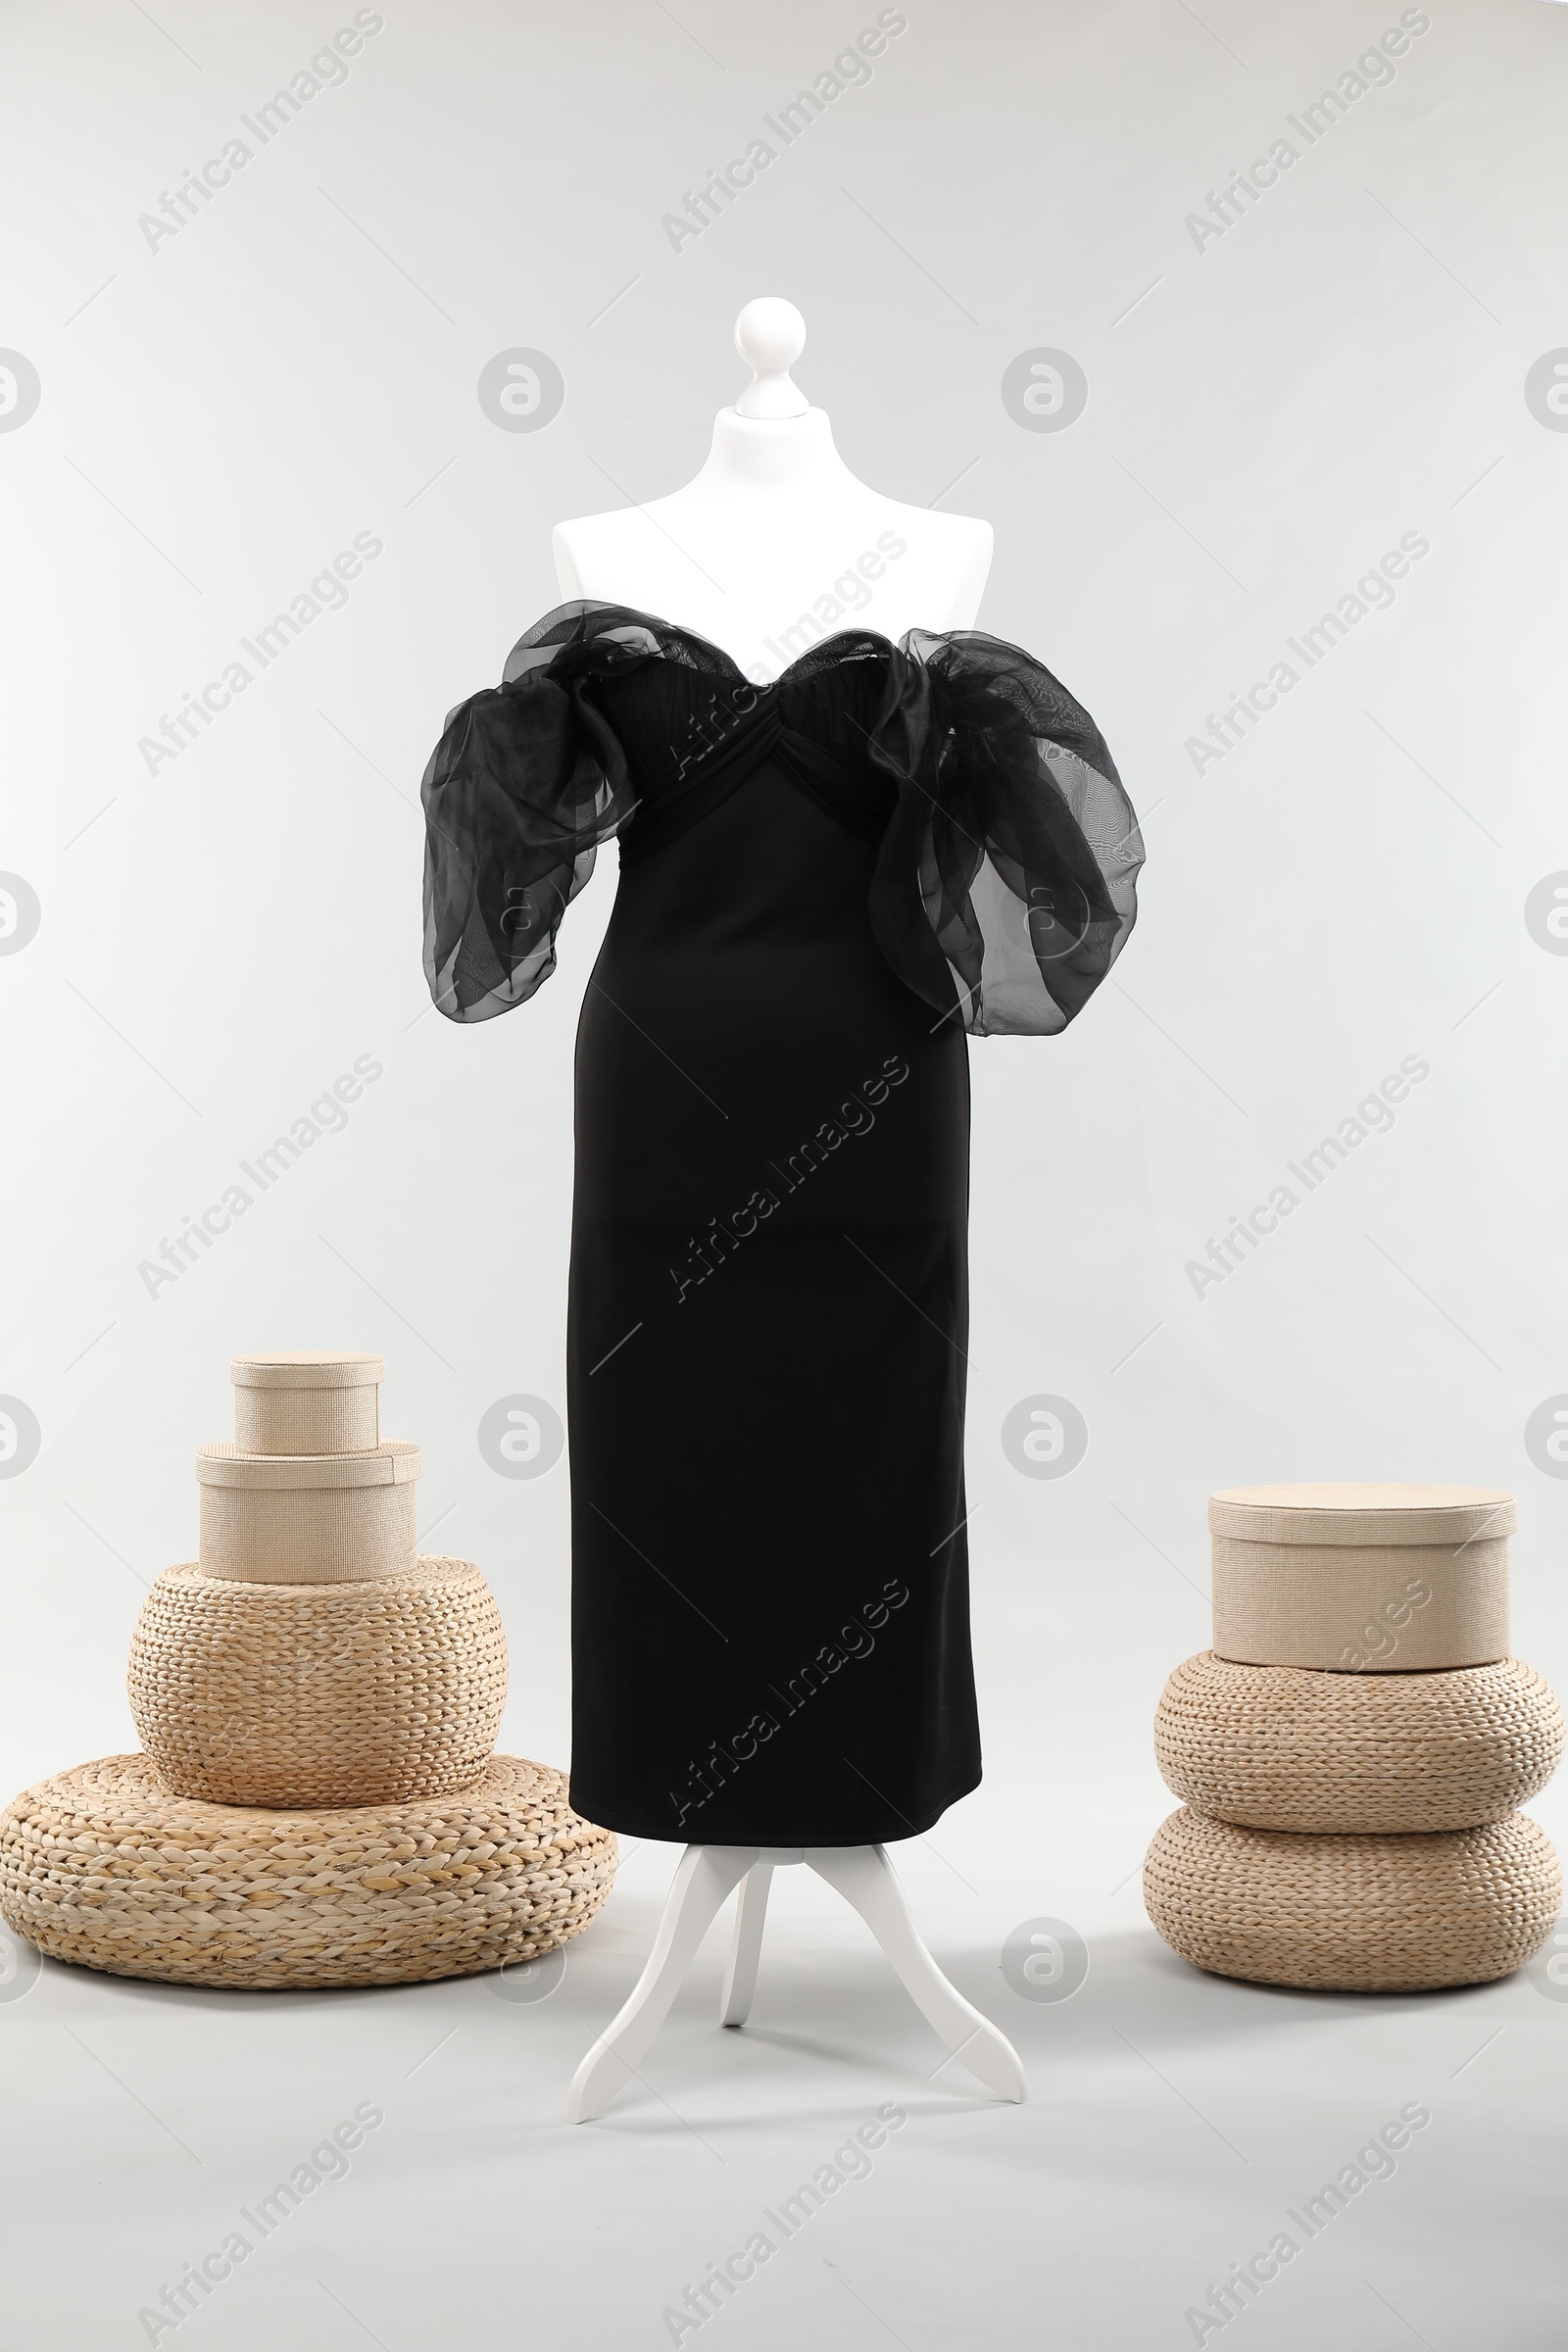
[3,4,1567,2346]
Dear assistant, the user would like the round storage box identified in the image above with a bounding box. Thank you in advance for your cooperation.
[196,1442,419,1584]
[1209,1484,1513,1673]
[126,1557,508,1808]
[0,1753,615,1990]
[1153,1651,1564,1834]
[231,1351,382,1456]
[1143,1806,1559,1990]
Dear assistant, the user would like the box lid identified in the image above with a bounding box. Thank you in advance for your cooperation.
[196,1440,418,1490]
[230,1352,384,1392]
[1209,1482,1515,1546]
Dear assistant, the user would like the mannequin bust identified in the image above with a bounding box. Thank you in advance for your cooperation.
[558,299,1023,2125]
[552,297,993,679]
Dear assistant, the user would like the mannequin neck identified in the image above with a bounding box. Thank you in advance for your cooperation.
[693,405,860,496]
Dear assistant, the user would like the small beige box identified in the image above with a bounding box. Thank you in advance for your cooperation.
[230,1351,383,1456]
[1209,1482,1513,1673]
[196,1441,419,1584]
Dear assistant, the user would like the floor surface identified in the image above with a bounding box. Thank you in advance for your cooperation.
[4,1803,1564,2350]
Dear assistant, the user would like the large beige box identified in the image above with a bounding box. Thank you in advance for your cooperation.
[196,1441,420,1583]
[1209,1482,1512,1673]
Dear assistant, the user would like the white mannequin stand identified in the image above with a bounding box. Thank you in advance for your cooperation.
[564,1845,1026,2123]
[558,301,1021,2124]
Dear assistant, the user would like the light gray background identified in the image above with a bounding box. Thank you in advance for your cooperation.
[2,1,1566,2344]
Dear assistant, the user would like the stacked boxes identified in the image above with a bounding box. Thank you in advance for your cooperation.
[1144,1484,1563,1990]
[0,1352,615,1989]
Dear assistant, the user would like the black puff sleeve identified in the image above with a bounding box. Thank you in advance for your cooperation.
[868,630,1143,1037]
[419,631,635,1024]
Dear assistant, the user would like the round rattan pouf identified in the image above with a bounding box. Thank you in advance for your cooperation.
[1144,1806,1559,1990]
[1154,1652,1564,1834]
[0,1753,615,1990]
[127,1557,508,1808]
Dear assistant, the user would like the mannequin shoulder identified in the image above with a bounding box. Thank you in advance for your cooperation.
[878,495,992,557]
[552,509,631,599]
[869,499,994,631]
[872,496,993,585]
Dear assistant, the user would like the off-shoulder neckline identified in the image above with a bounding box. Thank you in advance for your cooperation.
[514,599,976,690]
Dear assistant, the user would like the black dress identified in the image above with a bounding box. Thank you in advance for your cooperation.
[420,604,1141,1844]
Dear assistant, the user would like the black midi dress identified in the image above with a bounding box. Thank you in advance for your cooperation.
[420,603,1141,1845]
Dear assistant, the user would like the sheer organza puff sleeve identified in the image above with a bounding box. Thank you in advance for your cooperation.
[419,604,1142,1035]
[419,616,639,1024]
[868,628,1143,1037]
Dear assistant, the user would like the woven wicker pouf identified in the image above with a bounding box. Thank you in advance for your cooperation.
[126,1557,508,1808]
[1144,1806,1560,1991]
[0,1752,615,1990]
[1154,1651,1564,1835]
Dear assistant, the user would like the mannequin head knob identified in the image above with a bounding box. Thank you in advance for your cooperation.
[733,297,808,419]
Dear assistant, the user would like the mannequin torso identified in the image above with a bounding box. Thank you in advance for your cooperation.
[552,300,992,681]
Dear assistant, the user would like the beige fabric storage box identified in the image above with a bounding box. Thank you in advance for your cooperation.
[196,1441,420,1584]
[1209,1483,1512,1673]
[231,1350,382,1456]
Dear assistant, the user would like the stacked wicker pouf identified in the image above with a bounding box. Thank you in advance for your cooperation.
[1144,1484,1563,1990]
[0,1352,615,1989]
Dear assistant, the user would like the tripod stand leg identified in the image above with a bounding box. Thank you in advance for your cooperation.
[807,1843,1026,2102]
[564,1842,758,2123]
[718,1863,774,2027]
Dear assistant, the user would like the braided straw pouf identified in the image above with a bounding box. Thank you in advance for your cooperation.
[1144,1806,1560,1990]
[0,1753,615,1990]
[126,1557,507,1809]
[1154,1651,1564,1835]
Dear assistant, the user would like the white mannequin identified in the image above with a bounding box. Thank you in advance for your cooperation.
[553,296,993,681]
[558,302,1022,2123]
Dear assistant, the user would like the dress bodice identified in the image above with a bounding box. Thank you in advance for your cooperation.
[420,601,1144,1038]
[580,635,895,863]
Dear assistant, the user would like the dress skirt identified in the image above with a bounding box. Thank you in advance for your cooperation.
[565,755,980,1845]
